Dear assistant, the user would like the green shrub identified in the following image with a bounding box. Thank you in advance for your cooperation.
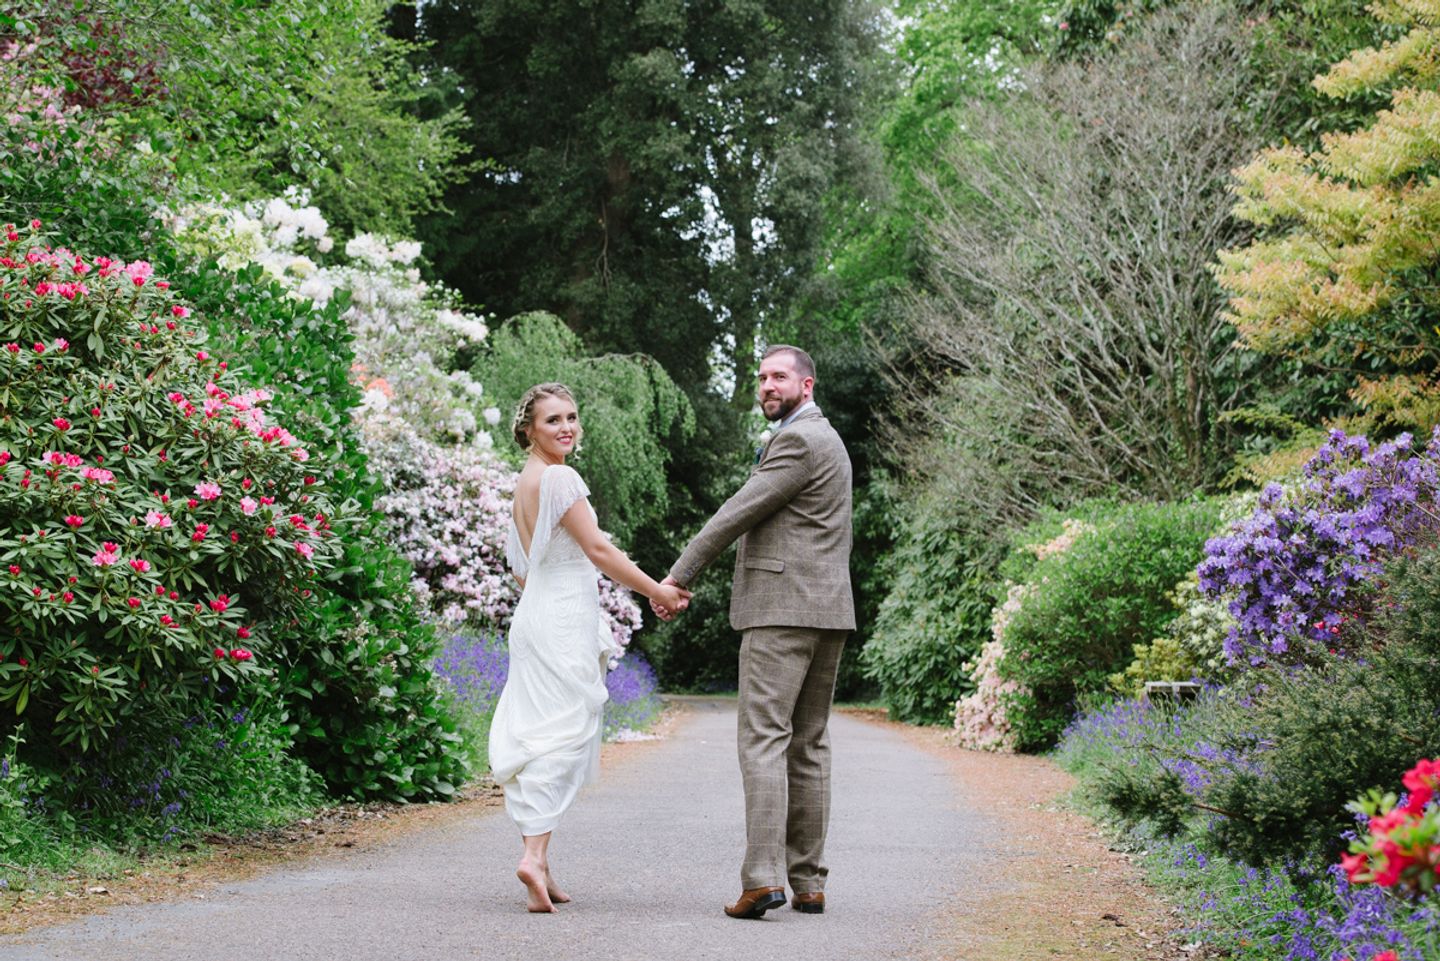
[998,498,1223,749]
[173,254,467,801]
[861,495,999,724]
[470,311,694,544]
[1070,539,1440,866]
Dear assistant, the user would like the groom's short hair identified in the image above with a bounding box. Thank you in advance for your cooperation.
[762,344,816,382]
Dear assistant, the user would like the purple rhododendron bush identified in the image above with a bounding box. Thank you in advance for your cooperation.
[0,221,347,753]
[1054,432,1440,960]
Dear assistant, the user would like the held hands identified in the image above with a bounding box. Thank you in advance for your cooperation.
[651,575,692,622]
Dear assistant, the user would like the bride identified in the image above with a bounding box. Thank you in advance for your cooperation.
[488,382,691,913]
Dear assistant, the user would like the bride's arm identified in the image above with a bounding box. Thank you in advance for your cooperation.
[559,499,687,609]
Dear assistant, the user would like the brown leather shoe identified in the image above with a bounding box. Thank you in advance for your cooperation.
[724,886,786,919]
[791,891,825,914]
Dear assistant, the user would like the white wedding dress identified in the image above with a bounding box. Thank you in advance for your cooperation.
[489,464,622,836]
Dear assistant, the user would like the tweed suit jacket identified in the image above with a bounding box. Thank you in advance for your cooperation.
[670,405,855,632]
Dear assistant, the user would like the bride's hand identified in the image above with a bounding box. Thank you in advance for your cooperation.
[652,580,691,618]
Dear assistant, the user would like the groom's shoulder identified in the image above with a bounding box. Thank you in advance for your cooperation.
[793,408,847,450]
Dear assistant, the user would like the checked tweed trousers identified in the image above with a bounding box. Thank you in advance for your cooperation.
[737,624,848,893]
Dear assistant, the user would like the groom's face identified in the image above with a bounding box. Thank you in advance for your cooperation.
[757,354,813,422]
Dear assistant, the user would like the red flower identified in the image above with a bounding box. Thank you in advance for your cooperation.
[191,523,209,542]
[210,594,229,613]
[213,647,226,659]
[230,648,253,661]
[236,626,251,639]
[6,565,16,576]
[52,417,70,431]
[62,591,74,603]
[64,514,83,528]
[126,597,141,608]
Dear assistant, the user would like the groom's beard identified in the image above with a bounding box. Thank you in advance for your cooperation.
[763,395,800,422]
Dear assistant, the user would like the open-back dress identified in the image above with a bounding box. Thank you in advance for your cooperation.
[488,464,621,836]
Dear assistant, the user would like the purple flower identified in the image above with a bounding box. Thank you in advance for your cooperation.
[1199,429,1440,668]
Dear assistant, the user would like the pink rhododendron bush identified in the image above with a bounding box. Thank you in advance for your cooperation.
[0,220,346,751]
[953,520,1095,751]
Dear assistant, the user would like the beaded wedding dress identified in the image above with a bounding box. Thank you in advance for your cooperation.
[489,464,622,836]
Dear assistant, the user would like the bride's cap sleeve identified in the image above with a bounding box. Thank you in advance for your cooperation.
[542,464,591,522]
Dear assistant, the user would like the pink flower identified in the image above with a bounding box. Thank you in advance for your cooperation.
[64,514,83,528]
[91,544,120,566]
[171,305,190,318]
[295,541,314,559]
[129,558,150,573]
[230,648,253,662]
[195,351,209,362]
[194,481,221,501]
[143,510,172,529]
[82,467,114,484]
[124,260,153,286]
[240,497,257,515]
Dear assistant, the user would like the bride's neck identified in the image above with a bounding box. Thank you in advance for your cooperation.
[530,450,566,468]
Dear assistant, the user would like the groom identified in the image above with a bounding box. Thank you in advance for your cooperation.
[657,344,855,920]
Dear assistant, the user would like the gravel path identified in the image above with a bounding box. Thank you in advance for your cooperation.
[0,697,1025,961]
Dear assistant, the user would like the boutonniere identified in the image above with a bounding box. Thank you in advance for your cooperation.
[754,429,774,464]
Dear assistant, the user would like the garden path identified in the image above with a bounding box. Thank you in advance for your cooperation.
[0,698,1178,961]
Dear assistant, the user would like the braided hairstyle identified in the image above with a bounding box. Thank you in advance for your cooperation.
[511,382,581,452]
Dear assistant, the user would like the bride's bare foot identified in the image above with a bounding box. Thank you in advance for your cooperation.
[544,867,571,904]
[517,857,556,913]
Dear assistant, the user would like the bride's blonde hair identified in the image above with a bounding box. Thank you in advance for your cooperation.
[511,382,582,452]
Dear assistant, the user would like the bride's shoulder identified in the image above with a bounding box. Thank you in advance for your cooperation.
[541,463,589,500]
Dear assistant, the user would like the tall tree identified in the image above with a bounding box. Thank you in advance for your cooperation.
[412,0,883,410]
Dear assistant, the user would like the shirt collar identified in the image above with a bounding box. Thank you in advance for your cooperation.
[780,400,815,428]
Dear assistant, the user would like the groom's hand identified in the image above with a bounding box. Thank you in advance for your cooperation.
[651,575,690,621]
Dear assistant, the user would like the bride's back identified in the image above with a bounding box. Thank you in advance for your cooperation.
[512,464,546,556]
